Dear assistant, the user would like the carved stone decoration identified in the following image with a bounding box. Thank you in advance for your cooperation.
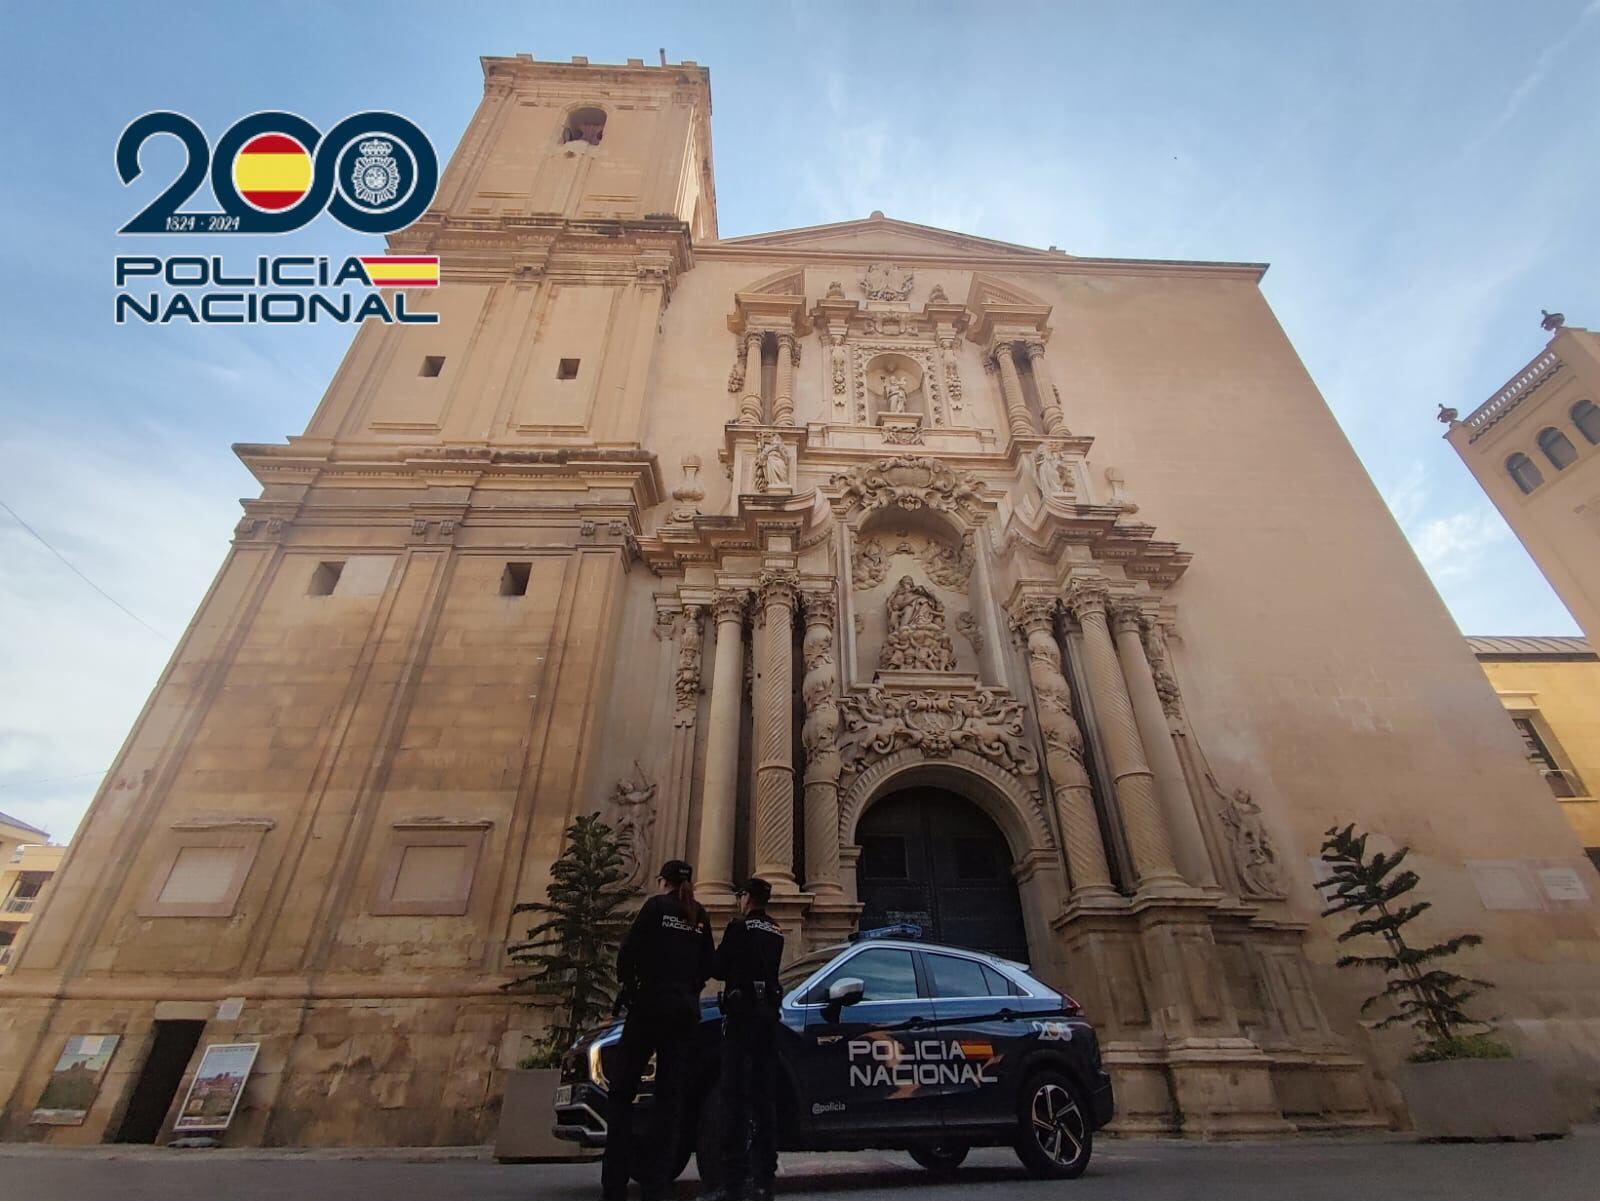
[1105,466,1139,514]
[837,687,1039,778]
[938,337,964,411]
[670,455,706,521]
[860,261,914,302]
[853,613,865,636]
[883,423,923,445]
[827,332,847,404]
[879,575,957,671]
[1141,618,1183,718]
[726,337,745,394]
[956,610,984,654]
[929,283,948,302]
[852,343,942,427]
[1217,786,1287,898]
[1033,444,1073,499]
[829,456,987,522]
[799,587,844,895]
[883,372,909,413]
[825,280,845,299]
[753,433,789,493]
[920,531,975,589]
[851,535,891,590]
[611,762,658,891]
[672,604,705,727]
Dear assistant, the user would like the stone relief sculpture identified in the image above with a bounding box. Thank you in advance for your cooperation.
[883,373,909,414]
[670,455,706,522]
[1217,787,1286,897]
[672,605,704,726]
[825,280,845,299]
[860,261,914,302]
[851,535,891,590]
[837,687,1039,777]
[753,433,788,493]
[879,575,957,671]
[726,336,745,394]
[928,283,948,302]
[956,610,984,654]
[1033,444,1073,499]
[611,762,658,890]
[883,424,923,445]
[827,333,847,403]
[829,456,986,522]
[920,530,975,589]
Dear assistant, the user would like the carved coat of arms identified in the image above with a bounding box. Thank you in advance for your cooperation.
[860,261,914,302]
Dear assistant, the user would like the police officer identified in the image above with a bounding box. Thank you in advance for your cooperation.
[603,859,715,1201]
[708,877,785,1201]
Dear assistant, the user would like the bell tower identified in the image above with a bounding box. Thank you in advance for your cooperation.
[435,53,717,237]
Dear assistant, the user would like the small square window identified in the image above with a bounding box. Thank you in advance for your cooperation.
[420,355,445,378]
[501,562,532,596]
[557,358,580,380]
[308,561,344,596]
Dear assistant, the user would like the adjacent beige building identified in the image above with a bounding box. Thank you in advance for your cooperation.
[0,812,59,976]
[1470,636,1600,858]
[1444,323,1600,644]
[4,54,1600,1148]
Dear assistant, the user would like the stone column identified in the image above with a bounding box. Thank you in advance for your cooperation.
[991,339,1034,438]
[1009,595,1117,902]
[752,571,799,890]
[1111,602,1218,889]
[1064,577,1184,892]
[661,603,705,860]
[1025,340,1067,434]
[773,333,798,425]
[739,331,765,424]
[695,589,747,895]
[798,586,843,897]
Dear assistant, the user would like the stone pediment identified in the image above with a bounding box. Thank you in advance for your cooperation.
[719,214,1062,260]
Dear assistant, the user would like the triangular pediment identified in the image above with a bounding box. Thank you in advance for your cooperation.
[719,214,1061,260]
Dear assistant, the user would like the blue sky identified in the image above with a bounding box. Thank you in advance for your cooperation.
[2,1,1597,841]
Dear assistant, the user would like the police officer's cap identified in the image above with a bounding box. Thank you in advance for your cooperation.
[734,876,772,905]
[659,859,694,885]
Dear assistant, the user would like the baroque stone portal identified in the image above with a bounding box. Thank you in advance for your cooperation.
[879,575,957,671]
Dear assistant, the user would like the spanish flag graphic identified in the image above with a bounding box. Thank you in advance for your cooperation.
[358,256,441,288]
[233,134,313,212]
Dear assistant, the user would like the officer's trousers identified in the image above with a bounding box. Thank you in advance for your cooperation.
[719,1006,778,1189]
[601,994,698,1201]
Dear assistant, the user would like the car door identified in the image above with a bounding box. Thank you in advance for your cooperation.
[923,951,1027,1132]
[797,945,944,1140]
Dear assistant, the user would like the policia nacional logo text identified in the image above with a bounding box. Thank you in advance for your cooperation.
[847,1036,999,1089]
[113,110,440,325]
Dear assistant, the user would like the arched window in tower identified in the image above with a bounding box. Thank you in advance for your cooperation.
[1572,399,1600,446]
[1506,452,1543,494]
[1537,426,1578,470]
[562,107,606,146]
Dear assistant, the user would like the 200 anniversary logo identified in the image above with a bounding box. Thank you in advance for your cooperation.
[114,110,441,325]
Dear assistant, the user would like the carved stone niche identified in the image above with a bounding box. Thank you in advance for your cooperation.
[864,353,926,423]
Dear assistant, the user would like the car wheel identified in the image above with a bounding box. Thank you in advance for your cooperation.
[909,1142,970,1175]
[1013,1071,1092,1179]
[693,1084,725,1190]
[627,1104,697,1185]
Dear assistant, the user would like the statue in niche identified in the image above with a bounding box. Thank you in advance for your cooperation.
[879,575,957,672]
[611,762,658,890]
[1218,788,1285,897]
[883,373,909,414]
[1033,444,1073,498]
[753,433,788,493]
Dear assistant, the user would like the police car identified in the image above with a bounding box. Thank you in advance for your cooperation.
[551,933,1114,1183]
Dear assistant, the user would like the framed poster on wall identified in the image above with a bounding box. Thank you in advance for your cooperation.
[172,1042,259,1133]
[31,1034,121,1125]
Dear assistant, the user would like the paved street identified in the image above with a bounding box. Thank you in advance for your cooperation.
[2,1130,1594,1201]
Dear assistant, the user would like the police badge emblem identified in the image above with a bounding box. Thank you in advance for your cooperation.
[352,138,400,208]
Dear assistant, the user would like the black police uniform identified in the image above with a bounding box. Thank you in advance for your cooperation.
[602,886,715,1201]
[713,900,785,1198]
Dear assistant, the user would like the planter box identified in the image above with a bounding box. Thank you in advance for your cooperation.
[1394,1057,1569,1140]
[493,1069,598,1163]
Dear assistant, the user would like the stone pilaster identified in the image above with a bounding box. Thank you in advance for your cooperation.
[739,331,764,424]
[991,339,1035,438]
[752,570,798,890]
[773,333,798,425]
[1009,594,1117,903]
[798,586,842,898]
[660,602,705,861]
[695,589,747,897]
[1064,577,1184,893]
[1111,603,1219,889]
[1025,340,1067,434]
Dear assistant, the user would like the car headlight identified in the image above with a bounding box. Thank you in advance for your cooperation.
[589,1031,618,1089]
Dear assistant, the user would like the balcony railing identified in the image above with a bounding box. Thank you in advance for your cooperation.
[1464,351,1564,443]
[2,897,36,914]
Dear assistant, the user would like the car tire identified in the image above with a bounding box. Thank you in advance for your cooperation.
[1013,1070,1093,1180]
[909,1142,970,1175]
[693,1084,725,1190]
[626,1104,697,1186]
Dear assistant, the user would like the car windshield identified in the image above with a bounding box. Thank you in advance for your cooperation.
[778,948,837,993]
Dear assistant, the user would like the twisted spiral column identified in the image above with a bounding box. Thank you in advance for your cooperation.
[799,587,842,896]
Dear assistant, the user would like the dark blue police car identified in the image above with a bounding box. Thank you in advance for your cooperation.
[552,936,1114,1182]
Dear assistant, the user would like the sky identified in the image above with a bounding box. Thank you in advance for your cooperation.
[1,2,1597,843]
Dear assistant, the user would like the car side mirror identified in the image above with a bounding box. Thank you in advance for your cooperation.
[821,977,865,1021]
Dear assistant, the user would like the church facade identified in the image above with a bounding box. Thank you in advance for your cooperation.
[4,54,1600,1146]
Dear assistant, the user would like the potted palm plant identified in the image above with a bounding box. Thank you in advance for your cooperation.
[495,812,638,1161]
[1317,824,1567,1139]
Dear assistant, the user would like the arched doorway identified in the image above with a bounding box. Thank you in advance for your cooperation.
[855,787,1029,963]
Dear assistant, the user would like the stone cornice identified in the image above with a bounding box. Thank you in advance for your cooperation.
[697,241,1268,282]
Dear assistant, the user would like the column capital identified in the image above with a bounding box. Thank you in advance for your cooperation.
[1023,339,1048,360]
[756,569,799,611]
[1062,575,1112,619]
[798,585,838,626]
[988,337,1019,362]
[1108,596,1145,636]
[1006,592,1060,637]
[712,587,750,624]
